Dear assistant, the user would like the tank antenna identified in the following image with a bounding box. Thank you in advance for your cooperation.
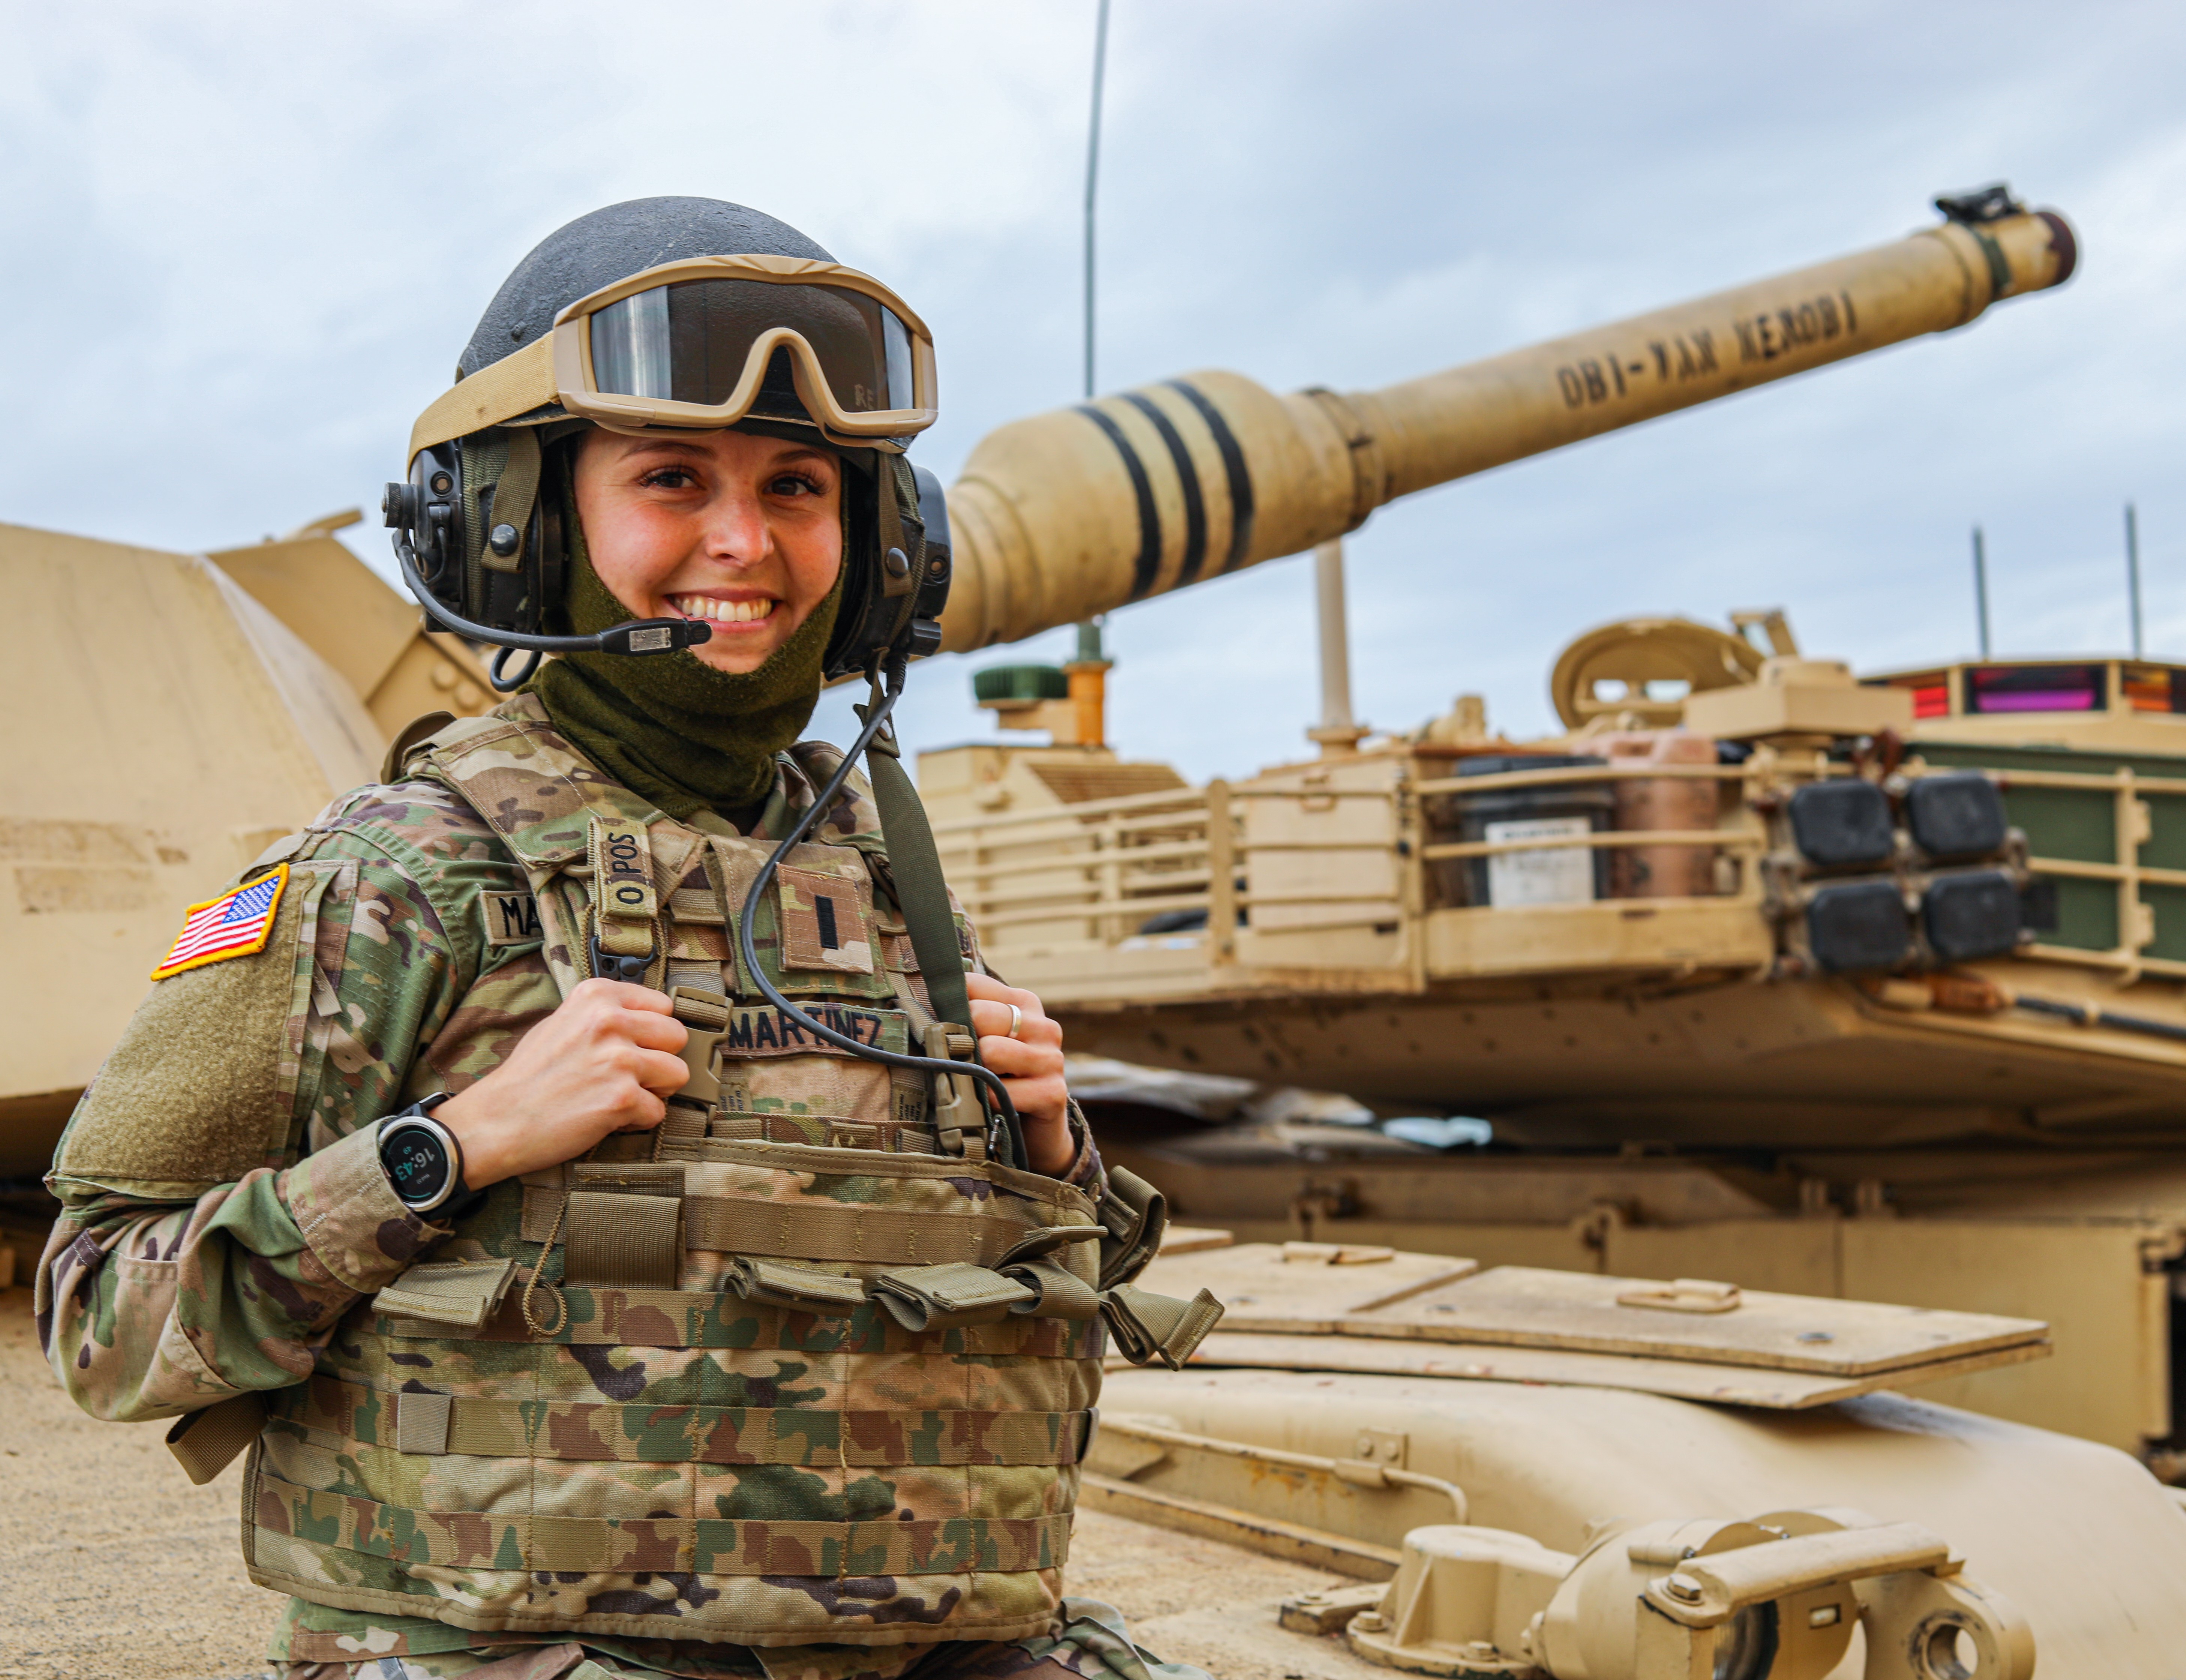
[1083,0,1108,405]
[2128,502,2144,660]
[1972,524,1993,659]
[1066,0,1114,743]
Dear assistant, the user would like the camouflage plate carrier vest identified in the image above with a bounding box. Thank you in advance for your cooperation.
[235,705,1189,1649]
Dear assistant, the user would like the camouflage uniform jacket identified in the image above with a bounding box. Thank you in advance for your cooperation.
[37,695,1110,1675]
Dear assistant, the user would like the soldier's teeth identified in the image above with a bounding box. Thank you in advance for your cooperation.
[674,596,775,624]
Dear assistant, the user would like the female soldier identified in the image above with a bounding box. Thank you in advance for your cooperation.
[37,198,1211,1680]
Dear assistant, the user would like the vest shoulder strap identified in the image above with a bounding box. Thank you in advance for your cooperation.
[416,696,659,872]
[387,704,527,784]
[861,738,972,1034]
[413,697,667,997]
[784,742,882,837]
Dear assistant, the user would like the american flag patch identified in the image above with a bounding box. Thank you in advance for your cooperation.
[150,864,289,981]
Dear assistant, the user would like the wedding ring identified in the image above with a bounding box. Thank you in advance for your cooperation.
[1006,1004,1024,1040]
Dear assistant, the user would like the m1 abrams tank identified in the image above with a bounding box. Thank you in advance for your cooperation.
[18,184,2173,1675]
[907,190,2186,1471]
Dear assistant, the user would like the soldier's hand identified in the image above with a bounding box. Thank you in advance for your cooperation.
[434,980,689,1186]
[966,972,1073,1176]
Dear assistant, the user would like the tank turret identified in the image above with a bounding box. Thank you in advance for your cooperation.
[937,189,2074,651]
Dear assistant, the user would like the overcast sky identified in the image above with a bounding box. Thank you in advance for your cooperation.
[5,2,2184,780]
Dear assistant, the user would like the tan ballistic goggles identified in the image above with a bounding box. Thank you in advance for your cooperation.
[409,254,937,464]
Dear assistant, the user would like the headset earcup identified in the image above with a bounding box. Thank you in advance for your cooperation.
[530,484,566,637]
[822,462,887,680]
[821,551,880,681]
[825,459,928,679]
[410,441,466,604]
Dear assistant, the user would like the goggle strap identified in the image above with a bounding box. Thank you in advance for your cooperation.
[409,337,558,465]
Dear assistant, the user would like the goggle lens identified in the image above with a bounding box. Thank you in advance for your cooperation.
[589,278,918,415]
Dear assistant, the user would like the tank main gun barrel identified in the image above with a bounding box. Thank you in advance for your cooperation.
[936,191,2075,652]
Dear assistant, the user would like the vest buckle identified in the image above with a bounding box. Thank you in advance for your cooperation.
[668,987,730,1107]
[921,1021,986,1161]
[590,933,653,984]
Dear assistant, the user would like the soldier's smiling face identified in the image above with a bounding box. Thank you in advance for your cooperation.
[571,426,845,676]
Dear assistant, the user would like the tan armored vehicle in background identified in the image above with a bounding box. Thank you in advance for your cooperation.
[0,516,501,1201]
[22,186,2186,1675]
[938,608,2186,1468]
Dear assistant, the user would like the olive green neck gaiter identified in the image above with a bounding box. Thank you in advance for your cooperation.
[527,500,844,825]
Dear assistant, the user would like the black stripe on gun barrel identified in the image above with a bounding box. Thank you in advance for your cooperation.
[1120,391,1208,588]
[1165,378,1256,574]
[1074,404,1164,602]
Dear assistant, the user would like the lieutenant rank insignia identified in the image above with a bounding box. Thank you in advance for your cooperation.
[150,864,289,981]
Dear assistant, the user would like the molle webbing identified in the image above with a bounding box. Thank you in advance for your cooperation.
[673,1111,939,1155]
[372,1285,1106,1354]
[1098,1281,1225,1372]
[372,1258,520,1331]
[1096,1165,1171,1290]
[520,1185,1048,1265]
[872,1261,1035,1331]
[253,1470,1072,1576]
[728,1256,875,1312]
[274,1379,1093,1467]
[1006,1258,1101,1323]
[394,1392,454,1454]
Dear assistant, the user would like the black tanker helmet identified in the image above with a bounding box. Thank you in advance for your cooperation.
[383,196,951,691]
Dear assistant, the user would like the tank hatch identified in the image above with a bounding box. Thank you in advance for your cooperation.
[1130,1243,2049,1409]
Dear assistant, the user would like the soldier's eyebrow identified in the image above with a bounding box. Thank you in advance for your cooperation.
[614,438,837,475]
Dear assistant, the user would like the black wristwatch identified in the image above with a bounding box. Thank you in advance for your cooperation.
[378,1094,474,1216]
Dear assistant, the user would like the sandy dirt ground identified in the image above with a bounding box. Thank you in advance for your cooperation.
[0,1284,1375,1680]
[0,1286,274,1680]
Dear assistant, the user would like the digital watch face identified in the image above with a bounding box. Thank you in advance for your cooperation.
[383,1124,453,1208]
